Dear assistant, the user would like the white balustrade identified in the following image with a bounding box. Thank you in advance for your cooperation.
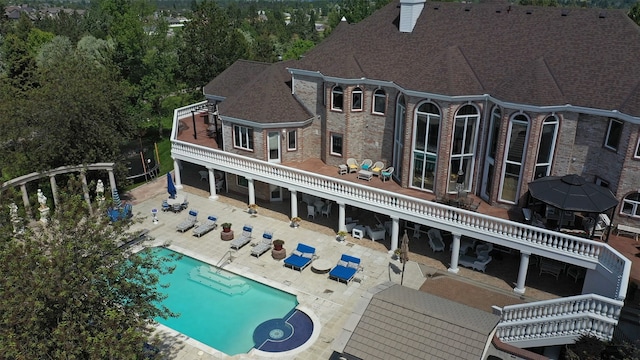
[171,138,631,298]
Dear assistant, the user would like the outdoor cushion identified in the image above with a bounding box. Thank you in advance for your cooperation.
[302,252,313,259]
[347,261,359,269]
[292,250,302,257]
[242,226,252,232]
[337,260,348,267]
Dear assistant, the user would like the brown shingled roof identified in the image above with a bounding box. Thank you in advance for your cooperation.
[217,60,313,124]
[203,60,271,100]
[341,283,499,360]
[294,1,640,116]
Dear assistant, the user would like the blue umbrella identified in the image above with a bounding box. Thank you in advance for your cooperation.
[112,188,122,208]
[167,172,177,199]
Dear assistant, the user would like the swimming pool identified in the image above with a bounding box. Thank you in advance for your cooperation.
[149,247,302,355]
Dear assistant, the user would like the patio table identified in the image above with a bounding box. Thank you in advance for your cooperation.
[167,194,185,206]
[357,170,373,181]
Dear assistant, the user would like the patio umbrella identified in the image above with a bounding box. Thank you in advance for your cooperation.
[400,231,410,285]
[528,174,618,213]
[167,172,177,199]
[112,188,122,208]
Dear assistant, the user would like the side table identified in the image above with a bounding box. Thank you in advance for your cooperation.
[311,259,333,274]
[352,225,365,239]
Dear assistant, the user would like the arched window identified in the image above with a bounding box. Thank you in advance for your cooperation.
[534,115,558,179]
[412,102,440,191]
[372,89,386,114]
[351,87,363,111]
[392,95,406,180]
[481,106,501,200]
[622,193,640,218]
[448,105,479,193]
[499,114,529,203]
[331,86,343,111]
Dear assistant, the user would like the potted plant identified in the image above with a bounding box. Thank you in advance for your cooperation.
[290,216,302,228]
[248,203,258,214]
[221,223,232,232]
[273,239,285,251]
[337,230,349,241]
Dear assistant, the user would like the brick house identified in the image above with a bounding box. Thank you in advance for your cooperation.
[201,0,640,228]
[172,0,637,350]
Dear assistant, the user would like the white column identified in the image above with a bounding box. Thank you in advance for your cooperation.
[173,159,183,189]
[80,171,93,216]
[290,190,298,218]
[390,217,400,251]
[107,169,117,193]
[514,252,531,294]
[448,233,461,274]
[20,184,32,218]
[247,178,255,206]
[207,167,218,200]
[338,202,346,232]
[49,175,59,209]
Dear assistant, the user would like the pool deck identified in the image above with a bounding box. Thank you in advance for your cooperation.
[124,178,588,359]
[130,185,433,359]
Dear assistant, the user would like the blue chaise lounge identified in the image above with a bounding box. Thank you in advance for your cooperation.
[329,254,361,284]
[283,243,316,271]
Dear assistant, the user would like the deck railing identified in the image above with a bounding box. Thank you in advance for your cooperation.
[496,294,623,347]
[172,104,631,346]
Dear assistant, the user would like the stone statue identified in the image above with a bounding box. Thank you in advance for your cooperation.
[37,189,47,209]
[8,203,18,220]
[96,180,105,200]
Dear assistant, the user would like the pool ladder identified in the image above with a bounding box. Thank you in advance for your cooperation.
[215,250,234,270]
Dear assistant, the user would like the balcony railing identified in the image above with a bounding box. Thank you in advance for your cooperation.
[172,102,631,346]
[496,294,623,347]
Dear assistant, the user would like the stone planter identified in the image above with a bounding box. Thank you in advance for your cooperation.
[221,230,234,241]
[271,248,286,260]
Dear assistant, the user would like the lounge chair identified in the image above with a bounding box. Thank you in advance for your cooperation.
[329,254,362,284]
[360,159,373,171]
[230,225,253,250]
[371,161,385,176]
[459,252,492,273]
[161,200,170,212]
[365,225,385,241]
[427,228,445,252]
[192,215,218,237]
[176,210,198,232]
[283,243,316,271]
[251,231,274,257]
[346,158,359,173]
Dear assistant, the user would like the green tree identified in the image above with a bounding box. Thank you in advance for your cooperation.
[16,53,134,173]
[179,0,249,88]
[629,2,640,26]
[1,14,39,93]
[0,179,175,358]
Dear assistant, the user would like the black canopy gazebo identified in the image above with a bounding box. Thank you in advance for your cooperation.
[527,174,618,241]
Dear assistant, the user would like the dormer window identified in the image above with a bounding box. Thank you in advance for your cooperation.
[331,86,343,111]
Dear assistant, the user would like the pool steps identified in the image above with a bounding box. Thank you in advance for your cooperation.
[189,265,250,296]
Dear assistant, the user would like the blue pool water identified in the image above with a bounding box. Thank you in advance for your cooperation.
[149,247,298,355]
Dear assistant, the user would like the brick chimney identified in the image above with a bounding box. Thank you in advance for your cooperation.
[399,0,426,33]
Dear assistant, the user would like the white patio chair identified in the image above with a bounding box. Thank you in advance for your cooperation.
[346,158,359,173]
[371,161,385,176]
